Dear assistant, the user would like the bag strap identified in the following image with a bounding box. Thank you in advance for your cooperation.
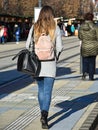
[29,27,35,52]
[12,26,35,61]
[12,49,29,60]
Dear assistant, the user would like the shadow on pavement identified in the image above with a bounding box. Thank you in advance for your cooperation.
[49,92,98,128]
[0,69,34,98]
[56,67,75,77]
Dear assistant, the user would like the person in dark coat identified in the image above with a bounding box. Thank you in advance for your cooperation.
[66,20,73,36]
[78,12,98,80]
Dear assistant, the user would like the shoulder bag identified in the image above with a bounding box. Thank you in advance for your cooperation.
[12,34,41,77]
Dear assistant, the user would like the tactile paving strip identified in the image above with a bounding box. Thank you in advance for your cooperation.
[4,106,40,130]
[3,80,81,130]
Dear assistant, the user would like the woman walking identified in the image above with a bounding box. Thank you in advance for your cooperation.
[26,5,63,129]
[78,12,98,80]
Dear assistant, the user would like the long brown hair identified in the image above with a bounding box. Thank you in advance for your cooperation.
[34,5,56,43]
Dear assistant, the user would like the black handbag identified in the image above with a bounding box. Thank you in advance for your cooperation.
[12,49,41,77]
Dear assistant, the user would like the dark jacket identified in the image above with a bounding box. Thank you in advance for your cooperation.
[78,21,98,57]
[14,26,20,36]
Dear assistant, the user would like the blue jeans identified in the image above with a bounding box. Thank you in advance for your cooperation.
[0,36,5,43]
[36,77,55,112]
[15,35,20,42]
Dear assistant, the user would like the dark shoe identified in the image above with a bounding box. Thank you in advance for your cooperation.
[40,110,48,129]
[89,75,94,81]
[89,78,94,81]
[82,75,86,80]
[82,72,88,80]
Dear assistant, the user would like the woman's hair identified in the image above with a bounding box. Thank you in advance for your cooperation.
[34,5,56,43]
[84,12,94,21]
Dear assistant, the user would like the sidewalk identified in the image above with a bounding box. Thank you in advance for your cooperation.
[0,41,25,52]
[0,37,98,130]
[0,41,27,87]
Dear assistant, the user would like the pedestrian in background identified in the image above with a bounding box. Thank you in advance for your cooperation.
[71,24,75,36]
[66,20,72,36]
[14,24,20,44]
[0,25,5,44]
[3,25,8,43]
[26,5,63,129]
[78,12,98,80]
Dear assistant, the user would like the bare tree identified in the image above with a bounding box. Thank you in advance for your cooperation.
[2,0,9,13]
[0,0,95,19]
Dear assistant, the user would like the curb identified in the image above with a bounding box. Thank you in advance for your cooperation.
[79,103,98,130]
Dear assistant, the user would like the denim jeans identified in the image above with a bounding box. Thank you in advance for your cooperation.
[82,56,96,79]
[0,36,5,43]
[36,77,55,112]
[15,35,20,42]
